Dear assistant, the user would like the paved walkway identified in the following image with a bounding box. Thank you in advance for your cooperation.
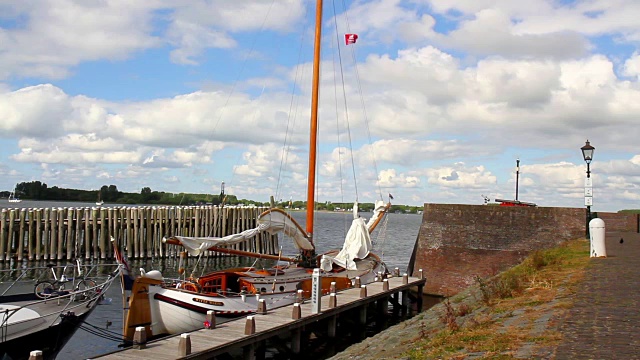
[554,231,640,359]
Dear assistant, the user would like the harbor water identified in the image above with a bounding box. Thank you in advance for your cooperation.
[1,201,422,359]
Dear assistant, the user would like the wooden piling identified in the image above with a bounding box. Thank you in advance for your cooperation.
[0,205,276,262]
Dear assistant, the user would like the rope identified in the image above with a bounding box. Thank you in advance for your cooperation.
[338,0,384,201]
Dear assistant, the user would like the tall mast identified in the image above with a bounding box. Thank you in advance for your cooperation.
[306,0,323,243]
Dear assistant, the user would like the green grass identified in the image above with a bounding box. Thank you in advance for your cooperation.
[403,239,590,359]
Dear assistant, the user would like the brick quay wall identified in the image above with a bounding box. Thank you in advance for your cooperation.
[409,203,639,297]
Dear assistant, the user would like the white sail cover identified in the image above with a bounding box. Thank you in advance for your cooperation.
[164,209,313,256]
[257,209,313,251]
[321,201,379,271]
[366,200,387,231]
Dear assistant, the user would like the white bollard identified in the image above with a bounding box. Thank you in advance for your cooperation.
[589,218,606,257]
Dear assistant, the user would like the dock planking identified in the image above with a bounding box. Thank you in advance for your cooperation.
[92,275,425,360]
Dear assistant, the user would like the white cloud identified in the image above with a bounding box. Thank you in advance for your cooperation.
[0,0,163,79]
[425,163,497,189]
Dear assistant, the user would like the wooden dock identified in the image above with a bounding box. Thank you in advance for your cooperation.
[0,205,278,262]
[91,274,426,360]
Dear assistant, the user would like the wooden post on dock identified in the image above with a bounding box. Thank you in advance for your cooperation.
[244,316,255,335]
[257,299,267,315]
[28,350,43,360]
[133,326,147,350]
[205,310,216,329]
[178,333,191,356]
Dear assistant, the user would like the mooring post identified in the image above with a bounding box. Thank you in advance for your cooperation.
[292,303,301,320]
[257,298,267,314]
[329,293,337,308]
[178,333,191,356]
[402,273,408,285]
[133,326,147,349]
[354,276,361,287]
[296,289,304,303]
[394,267,400,277]
[419,268,424,279]
[359,285,367,299]
[383,278,389,291]
[244,316,255,335]
[330,281,336,294]
[205,310,216,329]
[28,350,43,360]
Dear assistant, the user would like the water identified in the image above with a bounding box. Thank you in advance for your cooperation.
[0,201,423,358]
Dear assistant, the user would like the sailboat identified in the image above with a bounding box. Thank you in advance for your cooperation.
[96,191,104,206]
[8,185,22,203]
[121,0,391,341]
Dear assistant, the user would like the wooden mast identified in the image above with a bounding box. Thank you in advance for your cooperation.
[306,0,323,244]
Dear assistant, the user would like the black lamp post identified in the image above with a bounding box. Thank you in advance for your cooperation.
[515,158,520,201]
[581,140,595,239]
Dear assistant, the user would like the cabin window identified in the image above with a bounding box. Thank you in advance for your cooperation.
[202,276,224,293]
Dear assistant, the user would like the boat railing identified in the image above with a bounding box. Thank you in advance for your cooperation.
[0,264,120,333]
[0,263,121,297]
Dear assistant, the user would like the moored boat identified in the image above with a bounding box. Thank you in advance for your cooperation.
[120,0,393,342]
[0,262,121,360]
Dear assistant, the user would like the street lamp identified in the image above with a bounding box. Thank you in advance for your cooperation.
[581,140,595,239]
[515,158,520,201]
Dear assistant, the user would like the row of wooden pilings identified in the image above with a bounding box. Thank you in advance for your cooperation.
[0,205,279,262]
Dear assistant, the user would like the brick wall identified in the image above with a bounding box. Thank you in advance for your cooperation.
[595,212,639,232]
[411,204,585,297]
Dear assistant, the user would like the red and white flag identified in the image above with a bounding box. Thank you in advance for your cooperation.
[345,33,358,45]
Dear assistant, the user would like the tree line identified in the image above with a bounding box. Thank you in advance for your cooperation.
[2,181,425,214]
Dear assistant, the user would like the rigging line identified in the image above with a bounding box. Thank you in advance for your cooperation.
[332,0,358,201]
[340,0,383,201]
[276,5,310,202]
[330,0,349,236]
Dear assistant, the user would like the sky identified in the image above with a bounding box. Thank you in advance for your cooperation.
[1,0,640,212]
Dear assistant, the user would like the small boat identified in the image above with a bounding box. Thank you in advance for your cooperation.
[0,262,121,360]
[8,186,21,203]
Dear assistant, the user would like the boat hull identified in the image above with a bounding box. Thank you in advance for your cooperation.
[147,285,298,335]
[0,311,90,360]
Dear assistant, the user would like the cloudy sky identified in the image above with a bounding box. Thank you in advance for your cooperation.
[1,0,639,212]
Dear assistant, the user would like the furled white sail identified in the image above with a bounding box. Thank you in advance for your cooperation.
[366,200,387,230]
[321,217,373,271]
[164,208,314,256]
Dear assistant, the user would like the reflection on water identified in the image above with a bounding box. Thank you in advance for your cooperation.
[0,206,424,359]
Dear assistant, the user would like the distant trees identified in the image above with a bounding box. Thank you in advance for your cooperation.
[6,181,422,212]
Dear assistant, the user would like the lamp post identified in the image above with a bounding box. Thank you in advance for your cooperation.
[581,140,595,239]
[515,158,520,201]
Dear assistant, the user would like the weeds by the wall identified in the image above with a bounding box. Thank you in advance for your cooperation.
[405,239,590,360]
